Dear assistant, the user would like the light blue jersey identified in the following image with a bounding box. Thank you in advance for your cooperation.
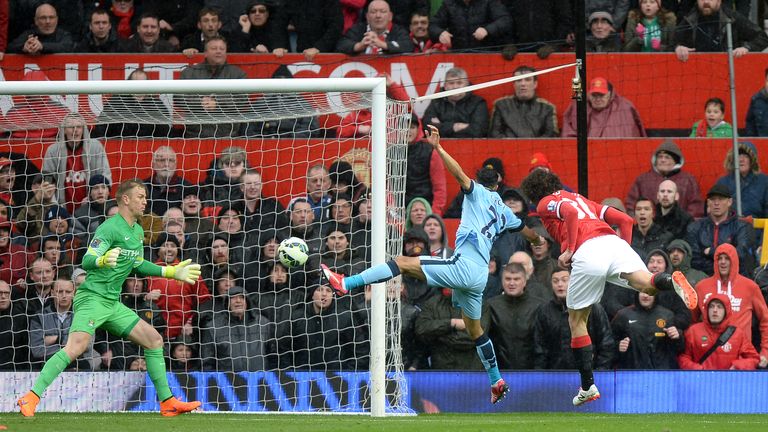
[419,181,523,320]
[455,181,522,263]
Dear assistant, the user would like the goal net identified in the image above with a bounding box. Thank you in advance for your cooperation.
[0,76,412,415]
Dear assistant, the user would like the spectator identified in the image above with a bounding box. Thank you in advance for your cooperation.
[328,160,368,205]
[3,71,70,140]
[675,0,768,62]
[41,206,86,264]
[181,185,214,236]
[529,226,558,294]
[489,65,559,138]
[200,234,244,292]
[302,165,332,221]
[168,337,201,372]
[321,229,366,278]
[745,67,768,137]
[405,197,432,231]
[75,8,121,53]
[181,7,239,57]
[0,158,16,209]
[384,0,431,28]
[203,1,252,35]
[428,0,511,50]
[74,175,116,239]
[246,65,319,138]
[667,239,709,288]
[423,214,453,258]
[409,10,447,53]
[147,233,211,340]
[288,283,366,370]
[15,174,58,241]
[623,0,676,52]
[144,0,201,47]
[29,279,96,370]
[686,185,756,276]
[486,190,531,283]
[694,243,768,367]
[286,198,323,262]
[690,97,733,138]
[199,146,248,207]
[533,269,615,369]
[240,169,289,240]
[42,113,112,215]
[612,290,683,369]
[325,193,355,235]
[92,69,174,139]
[119,12,176,52]
[0,219,29,286]
[109,0,142,40]
[201,286,273,371]
[400,225,439,306]
[626,139,704,217]
[273,0,343,60]
[631,197,674,258]
[0,280,29,370]
[336,0,411,55]
[562,77,646,138]
[715,141,768,218]
[678,293,759,369]
[415,287,483,370]
[179,36,248,138]
[232,0,275,53]
[8,3,74,55]
[586,11,621,52]
[197,267,241,329]
[405,114,447,216]
[654,179,693,240]
[424,68,489,138]
[39,234,74,280]
[504,0,573,54]
[485,263,545,369]
[19,258,55,316]
[142,147,191,217]
[586,1,630,30]
[508,251,551,302]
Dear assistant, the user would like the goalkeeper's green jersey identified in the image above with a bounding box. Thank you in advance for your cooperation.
[78,213,147,301]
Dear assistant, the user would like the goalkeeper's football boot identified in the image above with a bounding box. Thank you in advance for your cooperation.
[572,384,601,406]
[320,264,348,295]
[490,378,509,404]
[160,396,201,417]
[18,391,40,417]
[672,271,698,310]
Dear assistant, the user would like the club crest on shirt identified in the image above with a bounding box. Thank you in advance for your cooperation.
[656,319,666,328]
[88,319,95,327]
[547,201,557,212]
[90,239,101,248]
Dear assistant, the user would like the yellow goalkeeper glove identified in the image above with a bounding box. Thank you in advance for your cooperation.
[164,259,201,284]
[95,248,121,268]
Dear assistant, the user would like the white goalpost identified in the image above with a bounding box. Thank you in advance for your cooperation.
[0,77,412,416]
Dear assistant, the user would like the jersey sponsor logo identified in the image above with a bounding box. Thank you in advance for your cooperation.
[628,320,637,324]
[90,239,101,248]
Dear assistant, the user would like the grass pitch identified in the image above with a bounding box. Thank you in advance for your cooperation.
[0,413,766,432]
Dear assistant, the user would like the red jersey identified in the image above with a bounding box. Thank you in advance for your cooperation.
[64,146,87,213]
[537,190,632,252]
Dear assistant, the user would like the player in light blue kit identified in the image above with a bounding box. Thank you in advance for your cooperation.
[322,125,544,404]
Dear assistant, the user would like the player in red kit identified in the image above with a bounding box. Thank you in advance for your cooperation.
[521,169,698,406]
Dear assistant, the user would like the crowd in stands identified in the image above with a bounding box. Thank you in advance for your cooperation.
[1,0,768,374]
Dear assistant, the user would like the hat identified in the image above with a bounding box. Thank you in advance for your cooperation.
[182,184,200,198]
[88,174,111,189]
[0,157,12,169]
[707,184,732,199]
[71,267,87,282]
[32,173,56,186]
[44,206,71,222]
[153,232,181,249]
[227,286,246,297]
[218,146,247,167]
[588,11,613,25]
[588,77,610,95]
[529,152,553,172]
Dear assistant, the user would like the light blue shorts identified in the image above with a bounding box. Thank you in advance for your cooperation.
[419,246,489,319]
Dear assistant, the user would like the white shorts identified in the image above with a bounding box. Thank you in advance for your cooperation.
[567,235,647,310]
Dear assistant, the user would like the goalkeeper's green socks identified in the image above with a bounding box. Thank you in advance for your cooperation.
[145,347,173,401]
[32,349,72,397]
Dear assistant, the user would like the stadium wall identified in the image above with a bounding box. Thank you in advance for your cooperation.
[1,371,767,414]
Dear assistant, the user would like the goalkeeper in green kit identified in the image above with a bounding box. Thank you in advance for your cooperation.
[18,179,203,417]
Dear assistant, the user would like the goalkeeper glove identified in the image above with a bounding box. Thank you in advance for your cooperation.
[96,248,121,268]
[164,259,202,284]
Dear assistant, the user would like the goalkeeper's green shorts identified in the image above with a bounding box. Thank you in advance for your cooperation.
[70,291,141,337]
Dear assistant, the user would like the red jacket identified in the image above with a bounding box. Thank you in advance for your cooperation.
[679,293,759,370]
[147,259,211,339]
[694,243,768,359]
[562,92,646,138]
[0,243,29,286]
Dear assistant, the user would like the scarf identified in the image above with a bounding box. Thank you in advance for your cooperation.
[111,6,134,39]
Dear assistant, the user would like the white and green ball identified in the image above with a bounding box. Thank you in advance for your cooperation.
[277,237,309,268]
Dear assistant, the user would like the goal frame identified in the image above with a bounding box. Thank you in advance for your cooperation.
[0,77,392,417]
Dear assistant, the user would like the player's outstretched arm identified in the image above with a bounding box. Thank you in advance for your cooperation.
[425,125,472,191]
[81,237,120,270]
[134,259,202,284]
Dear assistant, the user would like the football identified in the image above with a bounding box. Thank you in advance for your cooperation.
[277,237,309,268]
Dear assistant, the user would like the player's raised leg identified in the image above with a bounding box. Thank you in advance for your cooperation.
[321,256,423,295]
[17,331,92,417]
[622,270,698,310]
[127,319,201,416]
[568,307,601,406]
[462,312,508,404]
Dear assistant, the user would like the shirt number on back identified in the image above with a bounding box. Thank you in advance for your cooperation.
[561,197,598,220]
[481,206,499,239]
